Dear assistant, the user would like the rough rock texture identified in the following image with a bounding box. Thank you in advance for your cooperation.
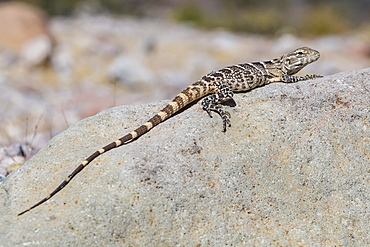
[1,68,369,246]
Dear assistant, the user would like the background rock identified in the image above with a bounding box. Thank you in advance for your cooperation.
[0,2,54,67]
[108,55,155,88]
[1,68,369,246]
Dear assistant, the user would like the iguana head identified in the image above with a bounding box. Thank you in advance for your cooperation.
[281,47,320,75]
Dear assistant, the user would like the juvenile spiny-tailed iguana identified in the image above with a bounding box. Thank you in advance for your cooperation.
[18,47,322,216]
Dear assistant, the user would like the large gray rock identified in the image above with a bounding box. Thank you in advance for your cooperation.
[1,68,369,246]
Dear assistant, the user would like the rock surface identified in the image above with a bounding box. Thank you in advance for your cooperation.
[1,68,369,246]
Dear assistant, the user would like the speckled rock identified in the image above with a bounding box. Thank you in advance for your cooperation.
[0,68,369,246]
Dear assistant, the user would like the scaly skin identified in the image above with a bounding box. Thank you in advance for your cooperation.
[18,47,322,216]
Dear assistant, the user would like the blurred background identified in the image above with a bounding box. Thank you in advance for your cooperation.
[0,0,369,179]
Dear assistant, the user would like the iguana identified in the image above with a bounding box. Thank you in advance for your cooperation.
[18,47,321,216]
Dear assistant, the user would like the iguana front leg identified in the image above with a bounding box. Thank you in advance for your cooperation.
[201,83,233,132]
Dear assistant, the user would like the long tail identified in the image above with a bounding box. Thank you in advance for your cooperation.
[18,83,210,216]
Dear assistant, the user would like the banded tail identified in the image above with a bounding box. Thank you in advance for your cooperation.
[18,83,211,216]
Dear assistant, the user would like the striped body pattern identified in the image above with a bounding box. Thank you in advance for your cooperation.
[18,47,321,216]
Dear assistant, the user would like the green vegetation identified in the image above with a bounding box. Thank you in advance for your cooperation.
[172,1,361,36]
[3,0,369,36]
